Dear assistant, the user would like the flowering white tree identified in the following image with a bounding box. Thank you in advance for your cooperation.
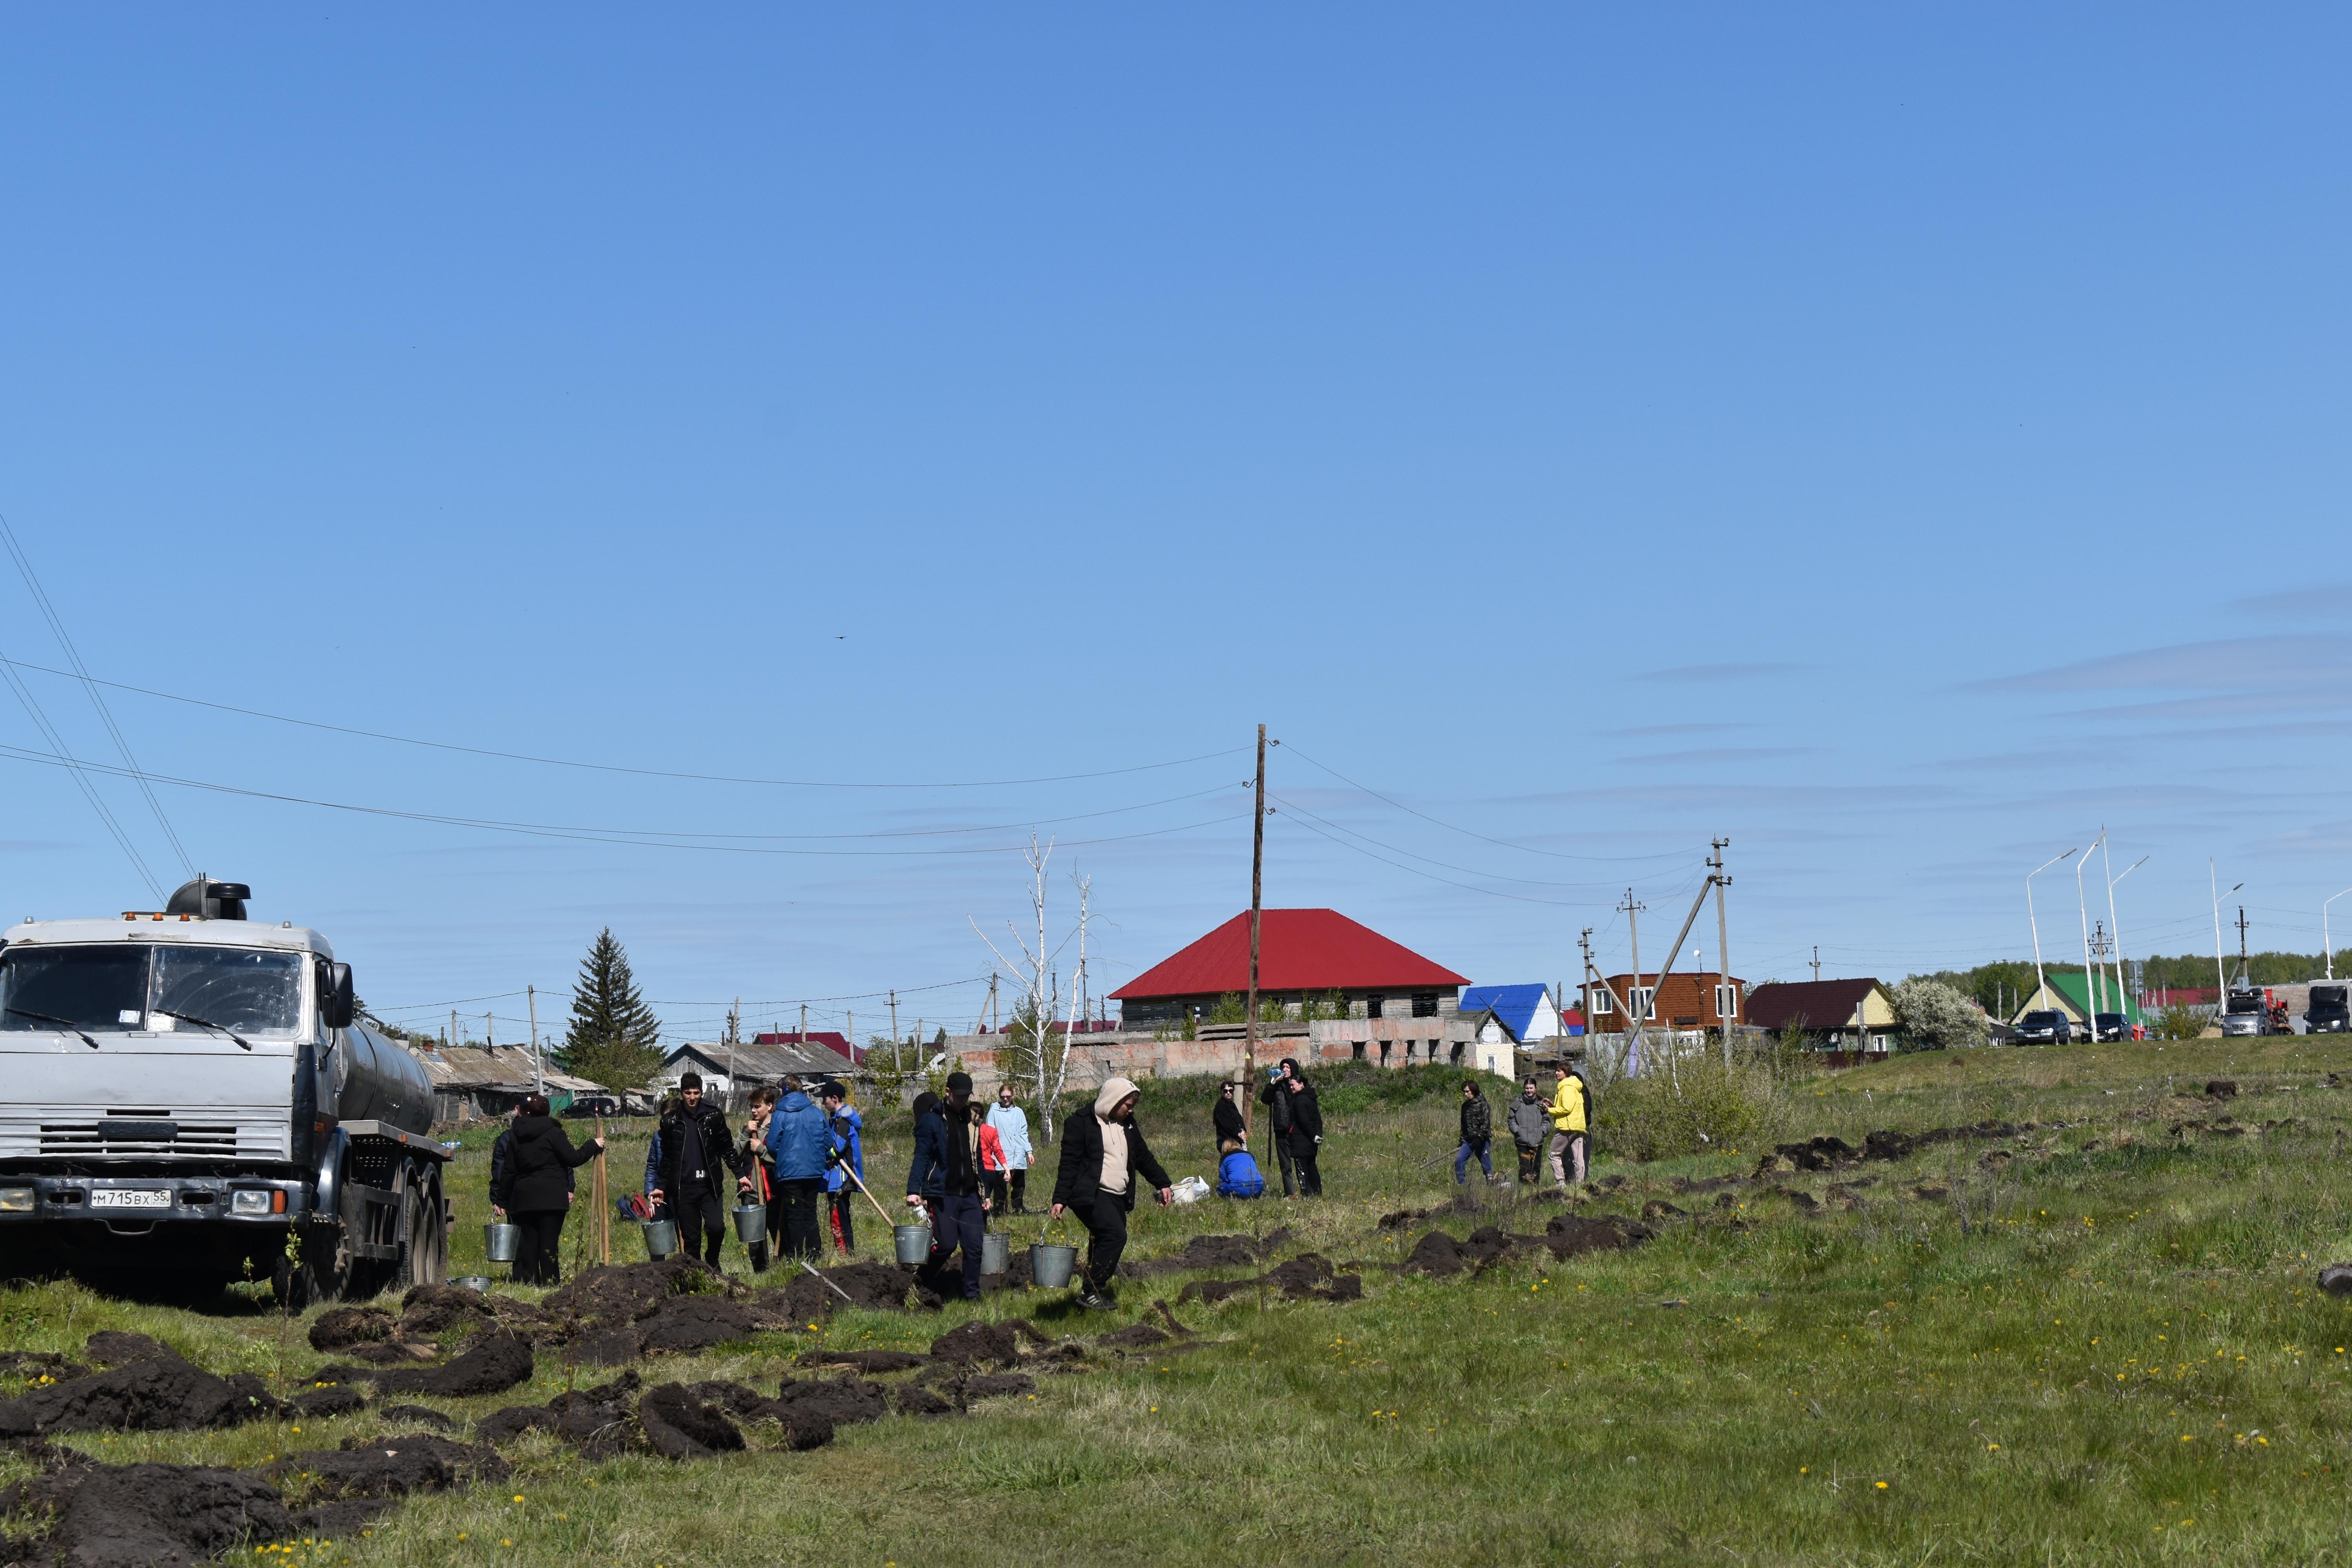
[1892,978,1988,1051]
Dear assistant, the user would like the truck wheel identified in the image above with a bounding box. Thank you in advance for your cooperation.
[394,1164,449,1290]
[274,1221,355,1308]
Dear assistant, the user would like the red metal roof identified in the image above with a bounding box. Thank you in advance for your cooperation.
[1109,909,1468,1000]
[754,1029,860,1064]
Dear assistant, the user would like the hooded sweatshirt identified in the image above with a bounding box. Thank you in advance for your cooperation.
[1094,1076,1138,1197]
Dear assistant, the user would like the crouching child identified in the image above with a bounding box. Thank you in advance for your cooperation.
[1215,1137,1266,1199]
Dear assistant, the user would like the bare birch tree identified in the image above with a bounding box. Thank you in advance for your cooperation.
[970,835,1081,1146]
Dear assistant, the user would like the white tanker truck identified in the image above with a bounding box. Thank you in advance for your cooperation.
[0,877,450,1304]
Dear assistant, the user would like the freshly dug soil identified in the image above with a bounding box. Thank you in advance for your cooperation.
[309,1306,397,1351]
[82,1332,175,1366]
[1119,1234,1262,1277]
[1536,1214,1650,1258]
[323,1331,534,1398]
[475,1405,557,1445]
[289,1385,369,1419]
[818,1261,920,1311]
[960,1373,1036,1401]
[339,1341,441,1366]
[930,1319,1046,1368]
[397,1282,545,1340]
[637,1296,763,1355]
[681,1381,771,1417]
[638,1383,746,1459]
[799,1349,929,1374]
[1177,1252,1362,1306]
[274,1433,508,1501]
[894,1383,960,1417]
[1094,1323,1169,1350]
[767,1374,887,1429]
[0,1459,293,1568]
[476,1370,644,1456]
[0,1350,281,1436]
[0,1352,91,1385]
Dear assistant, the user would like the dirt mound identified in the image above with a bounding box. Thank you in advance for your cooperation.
[309,1306,397,1351]
[820,1261,919,1310]
[2207,1079,2239,1100]
[1178,1252,1360,1306]
[378,1403,454,1431]
[1094,1323,1169,1349]
[1641,1199,1688,1220]
[0,1349,281,1436]
[681,1380,770,1417]
[83,1332,177,1367]
[0,1459,293,1567]
[638,1296,764,1355]
[1404,1230,1519,1276]
[340,1340,439,1365]
[1536,1214,1650,1258]
[398,1282,546,1340]
[323,1331,533,1398]
[930,1319,1047,1367]
[289,1385,368,1419]
[542,1256,712,1326]
[275,1433,508,1501]
[638,1383,746,1459]
[744,1400,836,1450]
[1120,1233,1265,1277]
[895,1383,961,1417]
[961,1373,1036,1401]
[768,1374,887,1429]
[476,1405,556,1445]
[0,1351,91,1385]
[800,1349,929,1373]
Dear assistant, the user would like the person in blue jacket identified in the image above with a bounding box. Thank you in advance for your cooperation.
[1214,1137,1266,1199]
[762,1074,833,1261]
[819,1079,864,1254]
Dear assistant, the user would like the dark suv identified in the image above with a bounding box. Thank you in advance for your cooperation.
[2016,1009,2073,1045]
[2308,985,2350,1035]
[2093,1012,2130,1042]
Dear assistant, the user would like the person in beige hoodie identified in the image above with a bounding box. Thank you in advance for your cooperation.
[1049,1076,1173,1310]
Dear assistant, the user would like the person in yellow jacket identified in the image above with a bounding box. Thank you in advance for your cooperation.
[1546,1061,1589,1186]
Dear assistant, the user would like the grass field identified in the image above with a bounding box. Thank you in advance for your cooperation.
[11,1042,2352,1565]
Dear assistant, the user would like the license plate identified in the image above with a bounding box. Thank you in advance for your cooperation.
[90,1189,172,1209]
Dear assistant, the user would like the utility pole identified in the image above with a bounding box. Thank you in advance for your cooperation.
[2236,906,2252,987]
[526,984,543,1096]
[888,990,899,1056]
[451,1008,459,1051]
[728,995,739,1094]
[485,1010,494,1052]
[1811,947,1820,984]
[2106,848,2147,1029]
[1243,723,1266,1144]
[799,1001,808,1046]
[2076,828,2104,1019]
[1710,838,1734,1066]
[1620,889,1648,1069]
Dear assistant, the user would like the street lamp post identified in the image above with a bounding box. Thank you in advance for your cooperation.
[2326,887,2352,981]
[2210,861,2242,995]
[2076,829,2106,1027]
[2106,850,2147,1029]
[2028,848,2077,1018]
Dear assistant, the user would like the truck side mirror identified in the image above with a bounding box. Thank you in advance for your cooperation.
[323,963,355,1030]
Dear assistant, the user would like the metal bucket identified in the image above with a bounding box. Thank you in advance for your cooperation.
[483,1223,520,1263]
[732,1203,768,1245]
[981,1230,1009,1276]
[453,1275,494,1293]
[642,1218,679,1259]
[1031,1242,1079,1289]
[894,1223,933,1265]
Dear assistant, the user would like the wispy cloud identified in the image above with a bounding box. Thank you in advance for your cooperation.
[1974,635,2352,695]
[2229,583,2352,620]
[1608,720,1762,738]
[1614,746,1815,766]
[1632,662,1805,684]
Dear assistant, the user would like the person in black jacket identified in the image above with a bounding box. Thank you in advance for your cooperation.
[648,1073,749,1271]
[488,1094,605,1285]
[1050,1075,1173,1310]
[1212,1082,1247,1151]
[1454,1078,1495,1185]
[905,1074,993,1301]
[1258,1058,1324,1198]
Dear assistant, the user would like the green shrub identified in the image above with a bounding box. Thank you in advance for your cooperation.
[1596,1053,1787,1161]
[2153,1004,2210,1041]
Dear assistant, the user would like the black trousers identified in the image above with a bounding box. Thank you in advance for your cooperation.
[1278,1134,1322,1197]
[1009,1168,1026,1212]
[675,1189,726,1268]
[778,1177,824,1261]
[1516,1143,1542,1183]
[1075,1194,1129,1295]
[510,1209,566,1285]
[749,1185,788,1272]
[915,1192,987,1301]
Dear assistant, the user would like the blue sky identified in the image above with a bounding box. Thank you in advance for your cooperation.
[2,7,2347,1046]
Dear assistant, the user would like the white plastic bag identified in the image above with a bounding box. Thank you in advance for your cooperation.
[1171,1175,1211,1205]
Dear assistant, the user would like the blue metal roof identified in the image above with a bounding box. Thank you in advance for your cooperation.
[1459,983,1552,1041]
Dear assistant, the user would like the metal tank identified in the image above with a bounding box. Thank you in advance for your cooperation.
[326,1023,435,1137]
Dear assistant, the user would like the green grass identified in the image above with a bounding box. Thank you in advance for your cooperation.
[12,1044,2352,1564]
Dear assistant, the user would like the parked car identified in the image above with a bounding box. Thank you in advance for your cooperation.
[2220,989,2267,1038]
[2092,1012,2131,1042]
[2307,984,2350,1035]
[564,1094,622,1119]
[2016,1009,2073,1045]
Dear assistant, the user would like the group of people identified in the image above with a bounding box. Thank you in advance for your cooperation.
[488,1052,1598,1300]
[1453,1062,1593,1188]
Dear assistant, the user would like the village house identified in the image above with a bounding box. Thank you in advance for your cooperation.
[1580,970,1746,1033]
[2009,971,2148,1033]
[1742,978,1901,1056]
[658,1034,858,1101]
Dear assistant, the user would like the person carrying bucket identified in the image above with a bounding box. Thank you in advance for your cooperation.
[984,1083,1033,1214]
[489,1094,605,1285]
[906,1073,991,1301]
[818,1080,863,1255]
[1049,1075,1174,1311]
[649,1075,746,1270]
[764,1074,832,1261]
[738,1084,781,1272]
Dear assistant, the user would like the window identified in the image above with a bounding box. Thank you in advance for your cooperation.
[1590,987,1615,1016]
[1448,1040,1465,1066]
[1379,1039,1391,1064]
[1,943,303,1040]
[1631,987,1657,1022]
[1715,983,1739,1018]
[1351,1041,1366,1062]
[1411,992,1438,1018]
[1403,1040,1416,1061]
[1366,994,1386,1020]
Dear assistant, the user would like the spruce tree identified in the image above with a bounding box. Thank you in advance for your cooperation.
[561,927,666,1092]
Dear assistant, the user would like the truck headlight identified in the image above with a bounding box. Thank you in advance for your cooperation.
[0,1189,33,1213]
[230,1189,273,1215]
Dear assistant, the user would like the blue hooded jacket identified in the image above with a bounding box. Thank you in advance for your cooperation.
[765,1090,832,1181]
[824,1106,864,1194]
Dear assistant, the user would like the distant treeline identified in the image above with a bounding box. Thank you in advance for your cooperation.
[1909,952,2339,1013]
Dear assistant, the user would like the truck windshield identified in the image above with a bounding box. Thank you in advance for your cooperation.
[2224,992,2261,1014]
[2313,986,2348,1009]
[0,945,303,1038]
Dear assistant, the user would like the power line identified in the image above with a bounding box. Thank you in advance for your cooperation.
[0,742,1251,858]
[1269,791,1702,892]
[0,653,164,901]
[0,517,192,879]
[1280,740,1700,864]
[0,654,1245,790]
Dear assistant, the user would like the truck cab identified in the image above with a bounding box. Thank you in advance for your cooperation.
[0,878,449,1303]
[2307,984,2350,1035]
[2220,988,2267,1037]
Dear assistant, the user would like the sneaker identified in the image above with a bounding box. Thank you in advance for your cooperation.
[1075,1290,1112,1312]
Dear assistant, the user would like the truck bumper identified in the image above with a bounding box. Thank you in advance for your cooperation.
[0,1174,309,1227]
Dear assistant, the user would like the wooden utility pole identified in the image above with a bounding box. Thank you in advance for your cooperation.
[526,984,543,1096]
[799,1002,808,1045]
[1710,838,1734,1066]
[1241,723,1267,1143]
[888,990,899,1056]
